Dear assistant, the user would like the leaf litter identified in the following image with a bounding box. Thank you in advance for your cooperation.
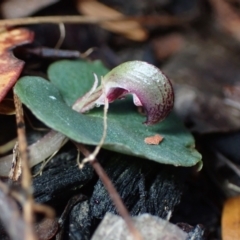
[0,27,33,102]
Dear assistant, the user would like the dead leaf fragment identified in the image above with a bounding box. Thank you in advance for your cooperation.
[77,0,148,41]
[91,213,187,240]
[0,28,33,102]
[222,196,240,240]
[144,134,163,145]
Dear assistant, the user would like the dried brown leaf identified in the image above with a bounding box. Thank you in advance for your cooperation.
[0,28,33,103]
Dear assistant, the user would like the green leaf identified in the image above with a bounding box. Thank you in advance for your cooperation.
[48,60,109,106]
[14,60,202,167]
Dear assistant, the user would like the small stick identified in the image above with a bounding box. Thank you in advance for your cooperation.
[13,93,37,240]
[79,79,108,168]
[0,15,119,26]
[75,143,143,240]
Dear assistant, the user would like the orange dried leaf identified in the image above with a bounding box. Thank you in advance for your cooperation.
[222,196,240,240]
[0,28,33,103]
[144,134,164,145]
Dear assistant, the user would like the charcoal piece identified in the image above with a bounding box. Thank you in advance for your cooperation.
[90,155,183,219]
[145,173,182,217]
[130,171,183,218]
[32,149,95,203]
[68,200,91,240]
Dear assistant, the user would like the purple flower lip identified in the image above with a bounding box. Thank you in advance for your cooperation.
[95,61,174,125]
[73,61,174,125]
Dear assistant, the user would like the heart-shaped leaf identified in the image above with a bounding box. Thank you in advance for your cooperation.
[14,60,201,167]
[48,60,109,106]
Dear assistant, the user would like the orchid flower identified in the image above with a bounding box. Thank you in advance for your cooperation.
[72,61,174,125]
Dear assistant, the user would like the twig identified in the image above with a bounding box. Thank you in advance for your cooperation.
[13,93,37,240]
[0,15,189,27]
[75,143,143,240]
[0,15,119,26]
[79,79,108,168]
